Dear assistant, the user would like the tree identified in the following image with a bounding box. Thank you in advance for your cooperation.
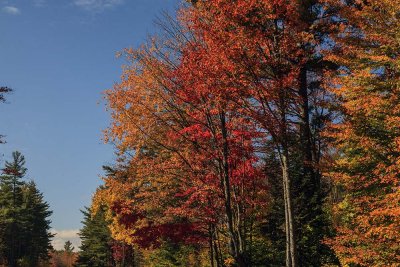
[76,207,115,267]
[0,86,12,143]
[64,241,74,254]
[179,1,338,265]
[50,248,77,267]
[100,10,268,266]
[96,1,345,266]
[0,151,27,267]
[21,181,54,266]
[0,151,53,266]
[325,0,400,265]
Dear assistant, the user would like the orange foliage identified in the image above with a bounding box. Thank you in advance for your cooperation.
[96,5,268,264]
[325,0,400,265]
[49,251,78,267]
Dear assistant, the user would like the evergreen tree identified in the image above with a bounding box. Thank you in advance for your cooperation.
[0,151,27,267]
[76,206,115,267]
[64,241,75,253]
[21,181,54,266]
[0,151,53,266]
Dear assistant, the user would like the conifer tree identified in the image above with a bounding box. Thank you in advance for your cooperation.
[0,151,27,267]
[21,181,54,266]
[64,241,75,254]
[0,151,53,266]
[76,206,115,267]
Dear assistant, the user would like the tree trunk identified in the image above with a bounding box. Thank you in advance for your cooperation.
[209,225,215,267]
[219,111,247,267]
[279,93,297,267]
[281,151,296,267]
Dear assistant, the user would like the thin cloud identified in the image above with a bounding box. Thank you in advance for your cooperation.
[33,0,46,7]
[2,6,20,15]
[51,229,81,251]
[73,0,124,12]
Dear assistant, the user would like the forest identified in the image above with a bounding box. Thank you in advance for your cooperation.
[1,0,400,266]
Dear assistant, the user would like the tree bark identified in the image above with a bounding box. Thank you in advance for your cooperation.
[219,111,247,267]
[281,151,296,267]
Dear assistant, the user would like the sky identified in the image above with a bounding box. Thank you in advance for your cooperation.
[0,0,180,250]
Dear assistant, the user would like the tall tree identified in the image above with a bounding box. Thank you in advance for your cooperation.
[0,151,53,266]
[76,206,115,267]
[96,1,345,266]
[100,10,268,266]
[181,1,338,265]
[325,0,400,265]
[21,181,54,266]
[0,151,27,267]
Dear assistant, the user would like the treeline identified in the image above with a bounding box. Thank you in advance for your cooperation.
[79,0,399,266]
[49,241,78,267]
[0,151,53,267]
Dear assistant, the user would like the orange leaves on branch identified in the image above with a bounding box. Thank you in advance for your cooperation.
[326,0,400,265]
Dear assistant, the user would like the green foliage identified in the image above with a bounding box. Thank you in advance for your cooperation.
[75,206,114,267]
[0,151,53,267]
[145,242,201,267]
[64,241,75,253]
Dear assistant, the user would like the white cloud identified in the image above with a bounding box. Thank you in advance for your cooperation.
[2,6,20,15]
[73,0,123,12]
[51,229,81,252]
[34,0,46,7]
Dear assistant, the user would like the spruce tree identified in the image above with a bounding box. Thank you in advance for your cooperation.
[21,181,54,266]
[0,151,27,267]
[64,240,75,253]
[76,206,114,267]
[0,151,53,266]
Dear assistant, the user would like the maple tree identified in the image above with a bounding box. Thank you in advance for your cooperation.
[94,0,400,266]
[325,0,400,265]
[99,41,267,265]
[97,6,269,265]
[182,1,339,266]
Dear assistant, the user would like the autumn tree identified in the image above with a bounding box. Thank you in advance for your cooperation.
[325,0,400,265]
[181,1,339,265]
[98,10,269,265]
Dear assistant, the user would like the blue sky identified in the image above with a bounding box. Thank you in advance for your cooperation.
[0,0,180,250]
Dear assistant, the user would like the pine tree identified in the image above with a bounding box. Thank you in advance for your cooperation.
[64,241,75,253]
[0,151,53,266]
[76,206,115,267]
[0,151,27,267]
[21,181,54,266]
